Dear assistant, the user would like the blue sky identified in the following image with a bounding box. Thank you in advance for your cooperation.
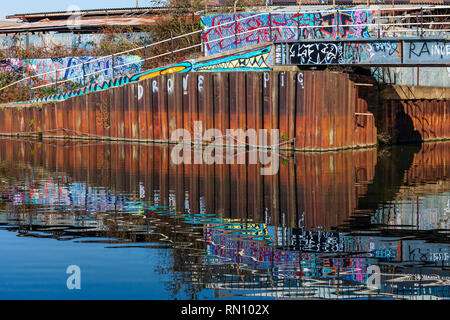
[1,0,156,20]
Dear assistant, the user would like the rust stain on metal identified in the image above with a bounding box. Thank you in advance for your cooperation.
[7,70,443,151]
[378,99,450,144]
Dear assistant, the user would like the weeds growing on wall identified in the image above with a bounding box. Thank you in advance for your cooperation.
[0,72,28,103]
[0,71,82,104]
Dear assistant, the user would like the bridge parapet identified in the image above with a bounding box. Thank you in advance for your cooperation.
[274,38,450,66]
[201,6,449,56]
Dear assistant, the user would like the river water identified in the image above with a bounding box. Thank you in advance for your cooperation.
[0,138,449,300]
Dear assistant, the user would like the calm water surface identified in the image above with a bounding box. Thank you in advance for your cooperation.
[0,138,449,299]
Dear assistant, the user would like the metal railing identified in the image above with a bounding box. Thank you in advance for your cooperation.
[1,5,449,99]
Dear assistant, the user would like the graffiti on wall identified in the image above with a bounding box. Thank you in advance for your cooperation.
[0,56,143,86]
[276,40,449,65]
[29,44,274,104]
[404,41,450,64]
[286,42,344,64]
[201,10,372,55]
[193,45,274,72]
[277,41,395,65]
[343,41,402,64]
[130,62,193,82]
[0,58,24,74]
[129,45,274,82]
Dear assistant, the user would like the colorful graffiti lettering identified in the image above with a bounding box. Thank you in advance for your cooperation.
[27,44,274,104]
[0,58,24,73]
[193,45,274,72]
[1,56,142,86]
[201,10,372,55]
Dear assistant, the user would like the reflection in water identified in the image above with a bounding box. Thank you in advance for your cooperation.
[0,138,449,299]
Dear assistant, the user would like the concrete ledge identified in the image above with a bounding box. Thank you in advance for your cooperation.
[273,65,301,72]
[381,85,450,100]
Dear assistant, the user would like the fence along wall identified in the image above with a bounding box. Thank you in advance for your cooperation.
[0,70,377,151]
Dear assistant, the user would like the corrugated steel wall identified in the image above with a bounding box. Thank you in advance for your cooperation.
[0,71,377,151]
[377,99,450,144]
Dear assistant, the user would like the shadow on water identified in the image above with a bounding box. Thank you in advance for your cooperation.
[0,138,449,299]
[340,143,422,231]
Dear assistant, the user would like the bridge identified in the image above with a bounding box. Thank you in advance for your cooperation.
[0,5,448,104]
[274,38,449,66]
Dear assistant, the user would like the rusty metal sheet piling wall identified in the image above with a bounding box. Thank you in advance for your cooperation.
[0,71,378,150]
[377,99,450,144]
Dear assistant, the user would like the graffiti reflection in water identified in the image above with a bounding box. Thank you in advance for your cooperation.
[0,139,449,299]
